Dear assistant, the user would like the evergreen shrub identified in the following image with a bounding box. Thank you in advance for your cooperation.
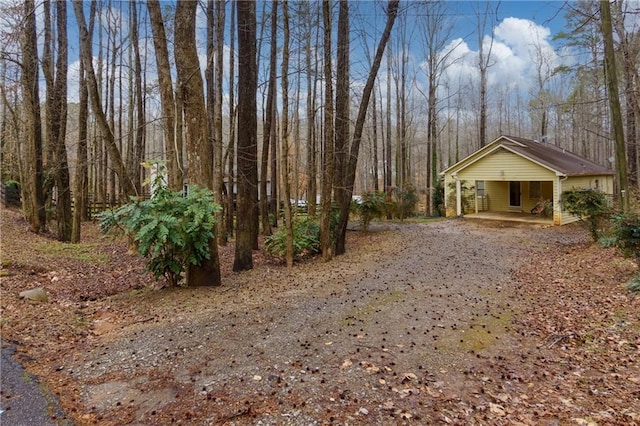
[99,185,219,286]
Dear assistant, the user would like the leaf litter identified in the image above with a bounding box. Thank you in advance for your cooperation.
[1,206,638,425]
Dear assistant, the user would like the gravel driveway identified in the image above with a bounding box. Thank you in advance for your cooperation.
[54,219,575,425]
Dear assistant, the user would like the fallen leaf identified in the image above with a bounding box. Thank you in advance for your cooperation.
[489,403,506,416]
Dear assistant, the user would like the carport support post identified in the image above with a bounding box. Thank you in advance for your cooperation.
[456,179,462,216]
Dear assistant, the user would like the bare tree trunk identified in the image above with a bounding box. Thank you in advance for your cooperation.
[206,0,215,190]
[397,20,408,190]
[305,2,319,216]
[52,0,71,240]
[233,0,258,272]
[613,0,640,188]
[226,0,236,238]
[214,0,227,244]
[261,0,278,237]
[333,0,350,256]
[108,13,118,204]
[147,0,181,191]
[476,2,496,148]
[21,0,46,233]
[600,0,629,210]
[319,0,335,261]
[72,47,90,242]
[372,85,379,192]
[280,0,295,268]
[385,48,392,193]
[42,0,55,219]
[132,1,144,193]
[206,0,226,243]
[206,0,226,245]
[335,0,399,254]
[73,0,136,198]
[420,1,455,216]
[42,1,71,240]
[267,3,278,230]
[174,0,221,286]
[293,44,302,207]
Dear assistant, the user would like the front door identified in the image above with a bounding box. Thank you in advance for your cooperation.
[509,181,521,208]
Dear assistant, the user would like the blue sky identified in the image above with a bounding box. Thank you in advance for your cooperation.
[0,0,580,107]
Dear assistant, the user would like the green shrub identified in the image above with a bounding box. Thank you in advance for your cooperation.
[353,191,386,231]
[561,188,611,241]
[627,273,640,293]
[611,211,640,264]
[265,217,321,261]
[386,184,419,220]
[598,235,618,248]
[98,185,220,287]
[432,179,445,217]
[3,180,21,206]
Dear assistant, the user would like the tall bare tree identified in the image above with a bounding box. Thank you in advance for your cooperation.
[476,1,498,148]
[233,0,258,271]
[226,0,236,238]
[335,0,399,255]
[613,0,640,188]
[260,0,278,237]
[42,0,71,240]
[419,0,457,215]
[73,0,136,198]
[333,0,350,255]
[21,0,46,233]
[147,0,182,191]
[205,0,226,245]
[214,0,226,243]
[280,0,295,267]
[131,1,145,193]
[600,0,629,210]
[205,0,227,245]
[319,0,335,260]
[303,1,319,216]
[71,1,96,243]
[174,0,221,285]
[385,46,393,193]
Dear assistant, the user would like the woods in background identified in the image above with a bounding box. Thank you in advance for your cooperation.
[1,0,638,277]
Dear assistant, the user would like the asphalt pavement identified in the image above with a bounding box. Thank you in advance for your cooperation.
[1,343,69,426]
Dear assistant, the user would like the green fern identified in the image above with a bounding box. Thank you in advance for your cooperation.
[98,185,220,286]
[265,217,321,261]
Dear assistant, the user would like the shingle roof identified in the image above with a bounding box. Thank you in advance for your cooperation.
[500,135,614,176]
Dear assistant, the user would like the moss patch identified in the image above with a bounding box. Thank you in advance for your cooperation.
[36,242,108,265]
[341,290,404,326]
[451,313,512,352]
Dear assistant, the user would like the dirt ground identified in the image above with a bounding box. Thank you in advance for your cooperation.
[1,206,639,425]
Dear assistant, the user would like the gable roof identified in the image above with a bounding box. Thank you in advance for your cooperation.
[442,135,614,177]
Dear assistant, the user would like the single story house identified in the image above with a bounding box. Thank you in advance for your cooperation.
[441,135,615,225]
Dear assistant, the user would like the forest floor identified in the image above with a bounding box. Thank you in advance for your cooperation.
[1,205,639,425]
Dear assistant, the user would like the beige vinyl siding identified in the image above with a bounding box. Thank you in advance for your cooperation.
[443,138,615,223]
[485,181,508,211]
[559,175,614,225]
[562,175,614,194]
[454,149,555,214]
[456,149,556,181]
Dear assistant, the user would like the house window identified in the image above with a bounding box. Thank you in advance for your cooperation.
[530,181,541,199]
[476,180,485,196]
[594,179,599,190]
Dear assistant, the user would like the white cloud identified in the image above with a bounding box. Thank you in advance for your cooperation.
[435,17,566,101]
